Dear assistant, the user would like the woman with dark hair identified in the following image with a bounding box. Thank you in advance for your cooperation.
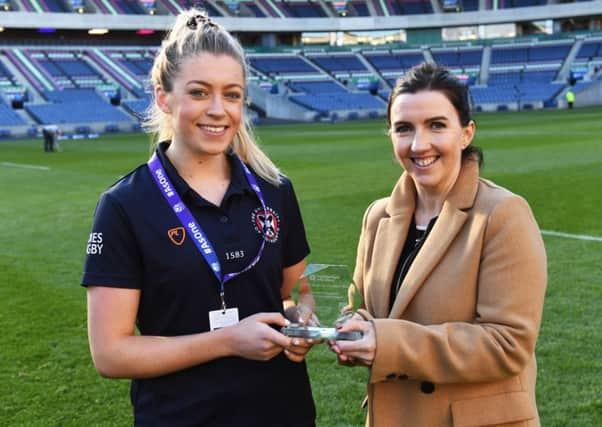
[330,62,547,426]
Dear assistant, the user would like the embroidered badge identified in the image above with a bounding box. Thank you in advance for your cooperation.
[252,206,280,243]
[168,227,186,246]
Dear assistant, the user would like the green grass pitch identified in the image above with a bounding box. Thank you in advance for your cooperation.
[1,107,601,425]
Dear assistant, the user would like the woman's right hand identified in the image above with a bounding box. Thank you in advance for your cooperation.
[328,313,374,366]
[331,318,376,366]
[227,312,292,361]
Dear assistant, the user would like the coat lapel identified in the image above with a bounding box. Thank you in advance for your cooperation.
[389,203,467,318]
[365,174,415,318]
[367,215,411,318]
[386,160,480,319]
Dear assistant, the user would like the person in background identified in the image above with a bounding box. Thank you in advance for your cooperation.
[42,124,59,152]
[330,63,547,427]
[565,88,575,109]
[82,9,317,426]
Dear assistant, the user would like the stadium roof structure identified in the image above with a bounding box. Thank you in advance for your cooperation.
[0,2,602,32]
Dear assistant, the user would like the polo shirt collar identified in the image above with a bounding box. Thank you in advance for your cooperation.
[155,141,253,205]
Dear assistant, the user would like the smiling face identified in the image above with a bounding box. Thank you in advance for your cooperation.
[156,52,245,160]
[389,90,475,197]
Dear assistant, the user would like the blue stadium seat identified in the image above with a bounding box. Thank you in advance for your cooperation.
[281,1,326,17]
[290,92,386,113]
[250,56,319,75]
[26,97,132,124]
[364,51,425,72]
[288,80,347,94]
[43,88,106,103]
[350,1,370,15]
[307,55,367,72]
[0,101,26,126]
[122,98,151,118]
[576,41,602,59]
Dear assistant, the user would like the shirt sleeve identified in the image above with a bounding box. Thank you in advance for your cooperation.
[81,192,143,289]
[281,177,310,267]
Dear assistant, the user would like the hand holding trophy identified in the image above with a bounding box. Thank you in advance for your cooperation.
[282,264,363,342]
[328,279,378,366]
[336,279,362,328]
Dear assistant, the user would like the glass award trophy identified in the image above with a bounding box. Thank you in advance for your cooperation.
[280,264,363,340]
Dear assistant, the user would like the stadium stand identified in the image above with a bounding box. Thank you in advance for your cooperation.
[21,0,70,12]
[0,98,27,126]
[25,98,132,124]
[290,92,386,114]
[249,54,322,76]
[349,1,370,16]
[431,47,482,69]
[280,0,327,17]
[33,50,107,89]
[306,53,368,73]
[2,0,602,135]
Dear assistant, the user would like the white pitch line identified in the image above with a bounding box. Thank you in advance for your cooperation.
[542,230,602,242]
[1,162,50,171]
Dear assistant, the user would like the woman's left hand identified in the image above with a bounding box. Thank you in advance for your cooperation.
[283,303,320,363]
[284,337,316,363]
[329,318,376,366]
[284,303,320,326]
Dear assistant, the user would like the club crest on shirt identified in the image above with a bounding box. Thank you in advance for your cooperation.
[168,227,186,246]
[252,206,280,243]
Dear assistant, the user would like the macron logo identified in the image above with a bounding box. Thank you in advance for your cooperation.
[155,169,174,197]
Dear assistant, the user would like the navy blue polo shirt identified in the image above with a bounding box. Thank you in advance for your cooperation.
[82,142,315,426]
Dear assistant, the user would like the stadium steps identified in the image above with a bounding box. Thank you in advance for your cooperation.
[363,0,378,16]
[81,52,124,93]
[247,79,317,121]
[159,0,181,15]
[247,0,271,17]
[21,0,44,13]
[563,78,602,107]
[422,47,434,64]
[92,0,118,14]
[151,0,169,15]
[248,64,271,82]
[0,54,44,102]
[357,52,392,89]
[301,54,348,89]
[429,0,442,13]
[247,83,270,115]
[480,45,492,85]
[374,0,389,16]
[205,0,230,17]
[88,49,143,98]
[83,0,101,13]
[556,38,584,83]
[315,0,336,17]
[6,49,55,93]
[259,0,286,17]
[14,108,36,126]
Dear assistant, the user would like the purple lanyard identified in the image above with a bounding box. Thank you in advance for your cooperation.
[148,152,267,310]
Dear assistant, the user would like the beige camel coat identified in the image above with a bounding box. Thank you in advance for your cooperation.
[351,159,547,427]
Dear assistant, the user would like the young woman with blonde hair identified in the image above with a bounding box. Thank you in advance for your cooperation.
[82,9,317,426]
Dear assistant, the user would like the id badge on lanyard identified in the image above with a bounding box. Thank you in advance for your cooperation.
[148,152,269,328]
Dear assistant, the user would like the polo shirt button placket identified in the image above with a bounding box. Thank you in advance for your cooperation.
[220,215,229,223]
